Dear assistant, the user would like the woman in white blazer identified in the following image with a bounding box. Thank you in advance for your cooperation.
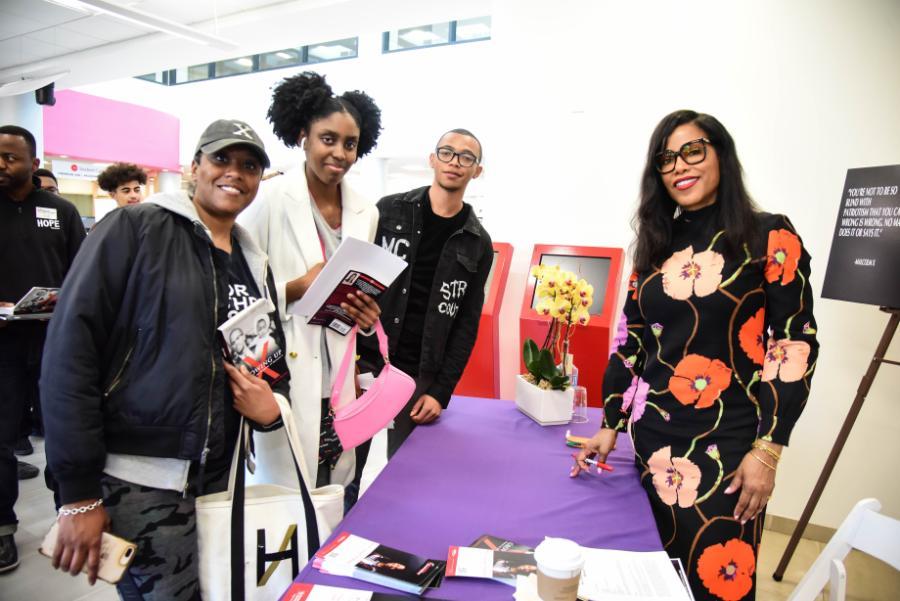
[239,72,383,505]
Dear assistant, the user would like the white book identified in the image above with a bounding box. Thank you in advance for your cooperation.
[216,297,287,385]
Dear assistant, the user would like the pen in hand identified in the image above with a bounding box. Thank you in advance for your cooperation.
[570,452,614,474]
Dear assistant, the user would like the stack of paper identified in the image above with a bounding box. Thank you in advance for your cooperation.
[578,548,695,601]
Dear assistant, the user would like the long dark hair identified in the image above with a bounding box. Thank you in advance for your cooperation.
[632,110,759,272]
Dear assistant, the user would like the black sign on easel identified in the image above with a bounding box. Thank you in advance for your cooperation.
[774,164,900,582]
[822,164,900,307]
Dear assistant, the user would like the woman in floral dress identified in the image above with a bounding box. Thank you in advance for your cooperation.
[574,110,818,601]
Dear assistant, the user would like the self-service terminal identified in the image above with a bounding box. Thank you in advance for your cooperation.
[519,244,624,407]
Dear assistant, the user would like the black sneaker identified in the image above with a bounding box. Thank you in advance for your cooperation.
[14,437,33,456]
[0,534,18,574]
[16,461,39,480]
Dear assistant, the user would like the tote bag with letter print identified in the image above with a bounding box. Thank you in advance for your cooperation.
[196,398,343,601]
[329,320,416,451]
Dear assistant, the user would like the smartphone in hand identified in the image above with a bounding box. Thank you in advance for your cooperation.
[40,521,137,584]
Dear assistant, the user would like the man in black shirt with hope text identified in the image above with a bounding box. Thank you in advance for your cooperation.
[0,125,85,573]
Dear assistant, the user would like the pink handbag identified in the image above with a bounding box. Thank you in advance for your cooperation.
[329,320,416,451]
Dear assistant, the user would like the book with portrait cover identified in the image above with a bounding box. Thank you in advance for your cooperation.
[314,532,445,595]
[217,297,288,385]
[0,286,59,320]
[446,545,538,586]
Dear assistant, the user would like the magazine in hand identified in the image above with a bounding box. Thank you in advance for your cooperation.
[0,287,59,320]
[217,297,288,385]
[314,532,445,595]
[290,237,407,335]
[280,582,452,601]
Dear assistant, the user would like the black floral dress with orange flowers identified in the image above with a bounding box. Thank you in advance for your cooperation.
[602,204,818,601]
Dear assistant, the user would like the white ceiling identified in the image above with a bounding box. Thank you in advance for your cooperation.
[0,0,491,90]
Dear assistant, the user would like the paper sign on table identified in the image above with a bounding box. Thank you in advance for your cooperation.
[578,548,693,601]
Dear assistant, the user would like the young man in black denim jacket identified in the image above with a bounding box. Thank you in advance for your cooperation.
[366,129,493,457]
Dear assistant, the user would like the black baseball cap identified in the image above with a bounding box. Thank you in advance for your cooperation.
[194,119,270,169]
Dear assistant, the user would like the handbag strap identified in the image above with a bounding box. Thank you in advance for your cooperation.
[226,404,322,601]
[329,320,389,410]
[270,396,321,554]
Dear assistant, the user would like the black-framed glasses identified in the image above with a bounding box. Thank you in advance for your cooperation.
[435,146,479,167]
[654,137,711,173]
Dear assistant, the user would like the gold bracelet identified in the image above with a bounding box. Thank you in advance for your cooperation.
[752,440,781,462]
[749,450,777,471]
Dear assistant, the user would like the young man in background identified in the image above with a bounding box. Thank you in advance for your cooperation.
[97,162,147,207]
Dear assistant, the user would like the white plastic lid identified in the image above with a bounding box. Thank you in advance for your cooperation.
[533,537,585,579]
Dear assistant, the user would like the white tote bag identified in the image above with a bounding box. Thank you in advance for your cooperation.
[196,397,343,601]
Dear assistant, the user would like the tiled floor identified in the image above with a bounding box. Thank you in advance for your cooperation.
[3,434,897,600]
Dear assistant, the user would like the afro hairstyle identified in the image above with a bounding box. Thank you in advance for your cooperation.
[267,71,382,158]
[97,162,147,193]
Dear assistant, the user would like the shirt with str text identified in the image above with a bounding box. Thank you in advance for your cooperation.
[392,193,470,375]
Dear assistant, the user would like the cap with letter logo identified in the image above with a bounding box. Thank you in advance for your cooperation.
[194,119,270,169]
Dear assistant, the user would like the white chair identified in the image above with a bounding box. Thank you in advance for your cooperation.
[787,498,900,601]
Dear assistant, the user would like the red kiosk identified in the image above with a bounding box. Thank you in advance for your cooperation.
[454,242,514,399]
[519,245,624,407]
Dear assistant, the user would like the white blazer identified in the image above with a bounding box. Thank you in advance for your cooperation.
[238,166,378,488]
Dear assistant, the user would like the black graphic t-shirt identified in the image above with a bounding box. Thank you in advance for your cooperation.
[393,195,470,374]
[207,237,262,471]
[0,177,85,335]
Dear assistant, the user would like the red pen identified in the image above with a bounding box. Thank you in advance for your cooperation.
[571,452,614,472]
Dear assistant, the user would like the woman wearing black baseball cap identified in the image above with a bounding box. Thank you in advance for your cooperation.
[41,119,299,599]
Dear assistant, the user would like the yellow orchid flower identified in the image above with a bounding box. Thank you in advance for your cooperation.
[530,264,544,280]
[536,281,557,299]
[572,308,591,326]
[550,297,572,320]
[535,298,554,316]
[542,270,560,291]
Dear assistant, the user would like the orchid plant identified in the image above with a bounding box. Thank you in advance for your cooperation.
[522,264,594,391]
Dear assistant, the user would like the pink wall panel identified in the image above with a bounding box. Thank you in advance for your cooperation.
[43,90,180,171]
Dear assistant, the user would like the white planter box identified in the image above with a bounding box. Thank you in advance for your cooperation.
[515,374,574,426]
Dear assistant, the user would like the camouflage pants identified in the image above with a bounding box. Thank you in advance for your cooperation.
[101,468,228,601]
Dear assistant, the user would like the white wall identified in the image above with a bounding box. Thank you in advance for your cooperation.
[76,0,900,529]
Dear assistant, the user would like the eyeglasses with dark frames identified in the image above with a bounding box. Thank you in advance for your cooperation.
[654,137,712,174]
[435,146,479,168]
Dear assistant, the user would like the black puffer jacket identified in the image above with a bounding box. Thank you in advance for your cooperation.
[41,192,289,504]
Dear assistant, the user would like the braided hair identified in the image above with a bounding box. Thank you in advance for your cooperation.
[268,71,382,157]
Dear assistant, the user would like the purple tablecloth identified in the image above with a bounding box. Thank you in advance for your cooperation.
[293,395,662,599]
